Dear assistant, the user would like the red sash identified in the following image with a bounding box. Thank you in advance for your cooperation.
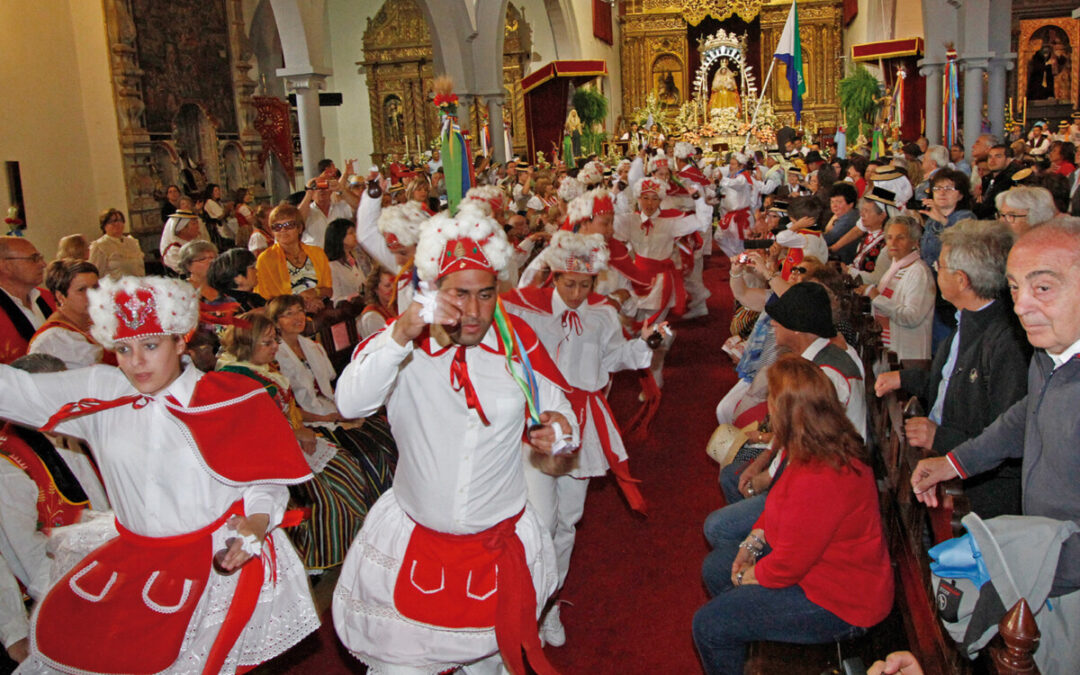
[394,510,557,675]
[34,503,241,674]
[631,255,687,323]
[675,232,703,273]
[720,207,751,239]
[565,388,646,513]
[0,425,88,532]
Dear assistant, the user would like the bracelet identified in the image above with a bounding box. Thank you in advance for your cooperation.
[747,533,766,549]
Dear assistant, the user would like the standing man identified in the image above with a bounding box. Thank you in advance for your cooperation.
[0,238,52,364]
[333,209,578,675]
[911,221,1080,674]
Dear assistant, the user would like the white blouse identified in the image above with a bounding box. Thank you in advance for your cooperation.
[0,364,288,536]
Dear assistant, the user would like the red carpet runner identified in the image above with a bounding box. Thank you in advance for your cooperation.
[256,255,736,674]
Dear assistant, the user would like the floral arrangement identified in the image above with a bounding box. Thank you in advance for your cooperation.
[432,75,459,115]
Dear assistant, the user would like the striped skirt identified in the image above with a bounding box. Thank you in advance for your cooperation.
[287,413,399,570]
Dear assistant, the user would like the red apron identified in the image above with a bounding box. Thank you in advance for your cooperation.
[394,511,558,675]
[33,502,279,675]
[720,207,751,239]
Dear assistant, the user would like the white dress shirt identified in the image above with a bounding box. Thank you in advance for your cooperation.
[0,287,46,330]
[335,324,577,534]
[303,201,354,249]
[27,325,103,370]
[504,291,651,476]
[0,555,27,649]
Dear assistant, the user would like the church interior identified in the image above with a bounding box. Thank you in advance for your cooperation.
[2,0,1080,673]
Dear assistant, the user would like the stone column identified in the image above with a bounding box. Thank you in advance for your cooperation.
[961,58,988,160]
[986,58,1011,141]
[282,73,327,184]
[919,62,944,145]
[486,94,507,163]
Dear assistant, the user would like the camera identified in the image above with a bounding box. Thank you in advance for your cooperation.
[742,238,774,250]
[736,252,754,264]
[315,179,330,190]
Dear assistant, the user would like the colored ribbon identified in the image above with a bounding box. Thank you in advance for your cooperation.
[493,299,541,425]
[449,346,491,426]
[41,395,151,432]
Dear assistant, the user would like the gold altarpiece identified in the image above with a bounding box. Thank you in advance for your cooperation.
[360,0,532,165]
[620,0,845,131]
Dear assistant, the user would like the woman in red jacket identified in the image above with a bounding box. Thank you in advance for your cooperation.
[693,355,893,675]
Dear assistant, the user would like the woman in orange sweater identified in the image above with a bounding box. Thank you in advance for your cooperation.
[693,355,893,675]
[254,202,332,313]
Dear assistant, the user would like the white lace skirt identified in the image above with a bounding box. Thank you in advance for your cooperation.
[332,489,557,674]
[19,514,320,675]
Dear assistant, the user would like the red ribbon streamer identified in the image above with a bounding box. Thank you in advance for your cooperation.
[449,346,490,425]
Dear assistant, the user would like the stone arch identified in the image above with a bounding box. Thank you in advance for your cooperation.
[541,0,581,60]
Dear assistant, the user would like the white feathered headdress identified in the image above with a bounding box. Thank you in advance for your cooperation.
[88,276,199,350]
[647,151,672,175]
[633,177,669,201]
[674,142,696,160]
[567,188,615,226]
[578,161,605,187]
[415,209,514,282]
[378,201,428,249]
[557,176,585,203]
[541,231,609,275]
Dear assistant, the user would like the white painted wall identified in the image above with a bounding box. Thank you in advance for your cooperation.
[0,0,126,255]
[565,0,622,129]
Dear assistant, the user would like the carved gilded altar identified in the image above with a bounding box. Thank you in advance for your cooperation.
[360,0,531,165]
[101,0,265,250]
[620,0,843,132]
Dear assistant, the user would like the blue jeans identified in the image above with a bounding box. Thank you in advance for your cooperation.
[719,461,743,504]
[694,535,864,675]
[703,494,766,551]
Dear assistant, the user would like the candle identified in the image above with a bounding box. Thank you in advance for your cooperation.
[417,134,422,153]
[405,135,410,157]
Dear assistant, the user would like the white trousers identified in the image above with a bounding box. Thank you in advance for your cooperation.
[370,653,509,675]
[522,459,591,588]
[683,249,710,311]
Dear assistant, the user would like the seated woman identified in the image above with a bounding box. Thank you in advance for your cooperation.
[247,204,274,256]
[858,215,935,361]
[88,208,145,278]
[207,247,265,313]
[358,266,396,339]
[841,191,893,287]
[694,355,893,675]
[28,259,114,369]
[218,312,383,570]
[54,235,89,262]
[0,276,318,673]
[324,218,365,304]
[254,202,332,313]
[268,295,396,497]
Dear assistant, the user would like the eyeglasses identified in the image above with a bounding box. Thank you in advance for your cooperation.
[192,255,217,264]
[271,221,299,232]
[791,266,807,274]
[997,211,1028,222]
[2,253,45,263]
[258,337,282,347]
[931,186,958,193]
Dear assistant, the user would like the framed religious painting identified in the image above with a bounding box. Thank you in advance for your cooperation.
[1017,18,1079,107]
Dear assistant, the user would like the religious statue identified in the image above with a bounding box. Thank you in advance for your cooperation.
[708,59,740,112]
[563,109,583,165]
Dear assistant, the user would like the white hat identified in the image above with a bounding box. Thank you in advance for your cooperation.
[378,201,428,249]
[415,209,514,282]
[88,276,199,350]
[541,231,609,274]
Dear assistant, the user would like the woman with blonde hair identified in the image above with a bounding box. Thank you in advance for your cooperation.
[694,354,893,675]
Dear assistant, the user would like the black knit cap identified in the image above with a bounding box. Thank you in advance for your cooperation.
[765,282,836,338]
